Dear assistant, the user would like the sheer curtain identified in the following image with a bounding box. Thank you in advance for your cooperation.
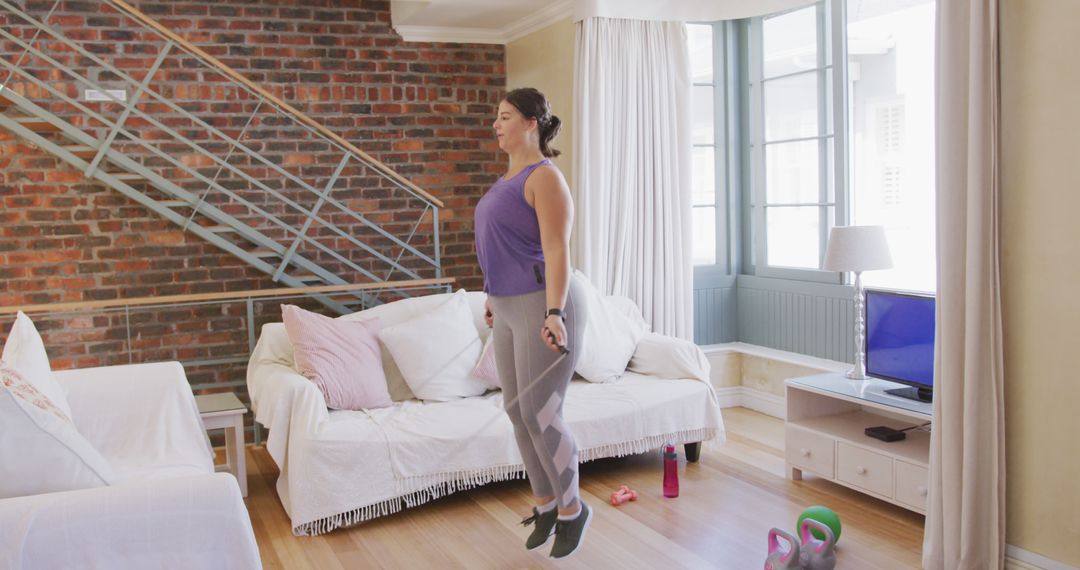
[572,18,692,339]
[923,0,1006,568]
[571,0,814,339]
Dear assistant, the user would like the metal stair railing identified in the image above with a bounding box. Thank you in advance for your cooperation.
[0,0,446,312]
[0,0,443,288]
[0,91,347,315]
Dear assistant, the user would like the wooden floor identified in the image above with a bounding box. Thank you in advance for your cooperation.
[239,407,925,569]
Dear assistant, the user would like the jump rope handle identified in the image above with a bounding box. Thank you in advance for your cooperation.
[545,328,570,355]
[489,309,569,355]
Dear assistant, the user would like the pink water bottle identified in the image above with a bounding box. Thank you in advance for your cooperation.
[662,443,679,497]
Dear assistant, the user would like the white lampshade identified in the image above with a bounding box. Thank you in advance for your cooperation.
[822,225,894,272]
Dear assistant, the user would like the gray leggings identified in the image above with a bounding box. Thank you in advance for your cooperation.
[489,279,587,510]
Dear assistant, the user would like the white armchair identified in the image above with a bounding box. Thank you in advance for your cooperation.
[0,361,262,570]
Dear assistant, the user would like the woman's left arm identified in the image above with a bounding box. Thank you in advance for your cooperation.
[528,166,573,351]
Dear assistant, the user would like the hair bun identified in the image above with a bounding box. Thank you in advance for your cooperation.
[544,114,562,137]
[542,114,562,157]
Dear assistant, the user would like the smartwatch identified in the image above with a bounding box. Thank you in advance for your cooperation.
[545,308,566,321]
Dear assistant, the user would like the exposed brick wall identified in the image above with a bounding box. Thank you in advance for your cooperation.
[0,0,506,427]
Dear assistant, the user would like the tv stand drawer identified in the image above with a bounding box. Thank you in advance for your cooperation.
[837,442,893,497]
[894,460,929,511]
[786,426,834,478]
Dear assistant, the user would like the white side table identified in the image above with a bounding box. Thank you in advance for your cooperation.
[195,392,249,498]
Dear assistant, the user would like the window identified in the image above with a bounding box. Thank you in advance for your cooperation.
[690,0,935,290]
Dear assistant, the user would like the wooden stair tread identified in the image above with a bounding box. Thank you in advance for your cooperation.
[158,199,189,207]
[13,117,60,133]
[199,225,232,233]
[294,274,322,281]
[250,248,277,257]
[110,172,147,182]
[61,145,97,158]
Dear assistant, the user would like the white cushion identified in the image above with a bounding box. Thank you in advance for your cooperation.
[1,312,71,419]
[628,332,711,382]
[0,363,115,498]
[605,295,651,332]
[376,290,488,402]
[572,271,648,383]
[341,290,489,401]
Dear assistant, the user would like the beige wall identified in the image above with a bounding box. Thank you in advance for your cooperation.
[505,19,576,190]
[1001,0,1080,565]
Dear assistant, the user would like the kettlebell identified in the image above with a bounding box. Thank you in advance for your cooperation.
[764,527,801,570]
[797,518,837,570]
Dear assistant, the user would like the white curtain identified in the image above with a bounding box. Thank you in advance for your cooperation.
[923,0,1006,568]
[572,18,693,339]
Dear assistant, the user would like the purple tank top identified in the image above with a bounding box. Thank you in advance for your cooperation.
[474,159,551,296]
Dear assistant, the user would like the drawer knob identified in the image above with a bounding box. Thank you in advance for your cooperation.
[917,485,928,497]
[855,466,867,475]
[800,448,811,457]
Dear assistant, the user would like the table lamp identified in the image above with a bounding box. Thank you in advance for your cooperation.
[822,225,893,380]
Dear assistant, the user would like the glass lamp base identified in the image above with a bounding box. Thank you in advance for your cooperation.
[844,367,867,380]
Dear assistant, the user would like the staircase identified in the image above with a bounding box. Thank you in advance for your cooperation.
[0,0,449,313]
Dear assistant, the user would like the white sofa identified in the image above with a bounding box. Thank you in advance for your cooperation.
[248,290,725,536]
[0,361,262,570]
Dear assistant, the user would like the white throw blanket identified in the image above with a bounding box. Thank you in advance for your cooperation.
[363,370,717,486]
[248,321,725,535]
[58,364,215,481]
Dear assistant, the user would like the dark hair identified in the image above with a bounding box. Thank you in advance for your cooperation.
[503,87,562,158]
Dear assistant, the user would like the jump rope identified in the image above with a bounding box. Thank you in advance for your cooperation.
[429,320,568,470]
[372,312,572,499]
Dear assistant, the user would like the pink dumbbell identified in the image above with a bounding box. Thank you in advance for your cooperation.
[610,485,639,506]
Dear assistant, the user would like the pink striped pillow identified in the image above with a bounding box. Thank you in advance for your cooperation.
[281,305,393,411]
[471,334,500,390]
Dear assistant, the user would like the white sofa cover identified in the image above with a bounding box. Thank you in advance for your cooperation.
[0,362,262,570]
[248,291,725,536]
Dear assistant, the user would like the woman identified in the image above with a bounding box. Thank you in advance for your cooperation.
[474,87,590,559]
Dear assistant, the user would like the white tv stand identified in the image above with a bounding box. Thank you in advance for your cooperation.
[785,373,932,514]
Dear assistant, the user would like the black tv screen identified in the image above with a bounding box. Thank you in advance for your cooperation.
[865,289,935,389]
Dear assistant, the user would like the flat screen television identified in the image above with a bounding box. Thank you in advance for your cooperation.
[865,289,936,403]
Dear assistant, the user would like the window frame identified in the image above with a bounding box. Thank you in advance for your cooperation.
[691,22,742,278]
[690,22,722,268]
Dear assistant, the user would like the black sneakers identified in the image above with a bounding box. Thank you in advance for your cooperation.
[521,506,559,551]
[549,502,593,559]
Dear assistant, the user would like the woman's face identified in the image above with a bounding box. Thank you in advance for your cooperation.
[492,100,537,153]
